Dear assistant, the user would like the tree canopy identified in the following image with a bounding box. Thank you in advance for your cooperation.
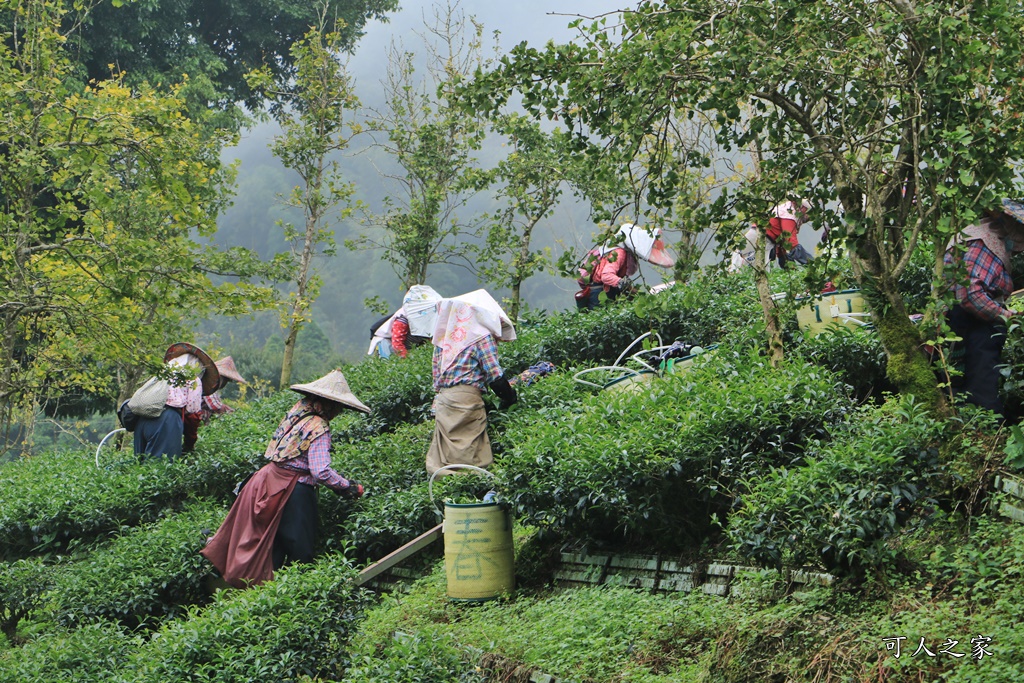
[0,0,286,447]
[62,0,398,125]
[465,0,1024,409]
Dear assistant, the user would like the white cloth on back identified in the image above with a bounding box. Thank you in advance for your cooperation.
[403,285,443,338]
[432,289,516,374]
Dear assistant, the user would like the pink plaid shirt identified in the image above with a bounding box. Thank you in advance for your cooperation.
[275,432,351,492]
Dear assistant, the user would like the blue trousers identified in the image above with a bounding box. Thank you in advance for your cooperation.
[948,305,1007,416]
[134,407,184,461]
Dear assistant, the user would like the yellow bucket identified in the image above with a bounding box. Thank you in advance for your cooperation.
[795,289,870,337]
[443,500,515,601]
[428,464,515,601]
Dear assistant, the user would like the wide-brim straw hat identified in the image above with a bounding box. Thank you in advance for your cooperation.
[214,356,247,385]
[291,369,371,414]
[164,342,220,396]
[1000,199,1024,251]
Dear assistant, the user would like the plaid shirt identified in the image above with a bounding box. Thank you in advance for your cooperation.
[433,335,504,391]
[276,432,351,492]
[946,239,1013,323]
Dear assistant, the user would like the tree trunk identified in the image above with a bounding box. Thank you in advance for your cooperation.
[752,229,784,367]
[850,249,949,415]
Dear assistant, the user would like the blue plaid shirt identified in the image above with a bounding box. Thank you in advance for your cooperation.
[432,335,504,391]
[945,239,1013,323]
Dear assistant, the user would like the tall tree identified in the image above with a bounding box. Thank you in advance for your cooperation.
[0,0,283,451]
[53,0,398,128]
[347,0,493,293]
[467,0,1024,411]
[473,114,582,322]
[246,14,362,388]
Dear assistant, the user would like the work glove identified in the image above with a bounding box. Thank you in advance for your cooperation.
[339,482,364,499]
[488,374,518,410]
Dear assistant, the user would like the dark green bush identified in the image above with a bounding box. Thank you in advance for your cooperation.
[115,554,370,683]
[727,396,947,574]
[797,325,891,402]
[0,391,296,560]
[45,502,226,630]
[0,557,50,642]
[0,622,137,683]
[496,346,853,549]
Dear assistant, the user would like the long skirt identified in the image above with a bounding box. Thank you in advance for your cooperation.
[200,463,300,588]
[425,385,492,476]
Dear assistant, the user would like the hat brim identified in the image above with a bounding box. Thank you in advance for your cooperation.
[290,384,371,414]
[164,342,220,396]
[1003,199,1024,227]
[214,360,247,385]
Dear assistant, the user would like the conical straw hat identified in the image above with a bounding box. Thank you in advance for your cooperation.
[290,370,371,414]
[214,356,247,384]
[164,342,220,396]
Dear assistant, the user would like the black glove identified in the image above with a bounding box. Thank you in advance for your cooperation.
[488,374,518,410]
[339,482,364,499]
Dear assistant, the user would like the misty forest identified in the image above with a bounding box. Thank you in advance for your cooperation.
[5,0,1024,681]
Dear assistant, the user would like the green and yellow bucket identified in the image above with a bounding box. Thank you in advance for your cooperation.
[429,464,515,601]
[795,289,870,337]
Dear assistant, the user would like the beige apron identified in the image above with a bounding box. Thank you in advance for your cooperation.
[425,385,492,476]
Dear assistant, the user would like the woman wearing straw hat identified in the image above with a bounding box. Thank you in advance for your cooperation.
[426,290,518,476]
[200,370,369,588]
[182,356,248,453]
[945,198,1024,417]
[134,342,220,462]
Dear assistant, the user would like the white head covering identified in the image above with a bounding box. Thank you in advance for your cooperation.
[432,289,516,374]
[618,223,675,267]
[403,285,443,338]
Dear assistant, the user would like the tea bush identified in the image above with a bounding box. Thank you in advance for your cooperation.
[0,391,304,560]
[728,396,947,574]
[44,502,226,630]
[343,631,485,683]
[0,557,49,642]
[0,622,137,683]
[114,554,371,683]
[0,453,199,560]
[797,325,891,402]
[496,346,853,549]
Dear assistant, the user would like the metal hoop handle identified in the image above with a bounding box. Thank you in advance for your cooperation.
[95,428,126,468]
[428,464,495,517]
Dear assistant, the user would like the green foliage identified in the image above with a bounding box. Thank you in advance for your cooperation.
[348,566,726,683]
[344,631,484,683]
[798,325,892,403]
[497,345,852,548]
[345,4,495,288]
[115,555,370,683]
[473,113,589,322]
[998,314,1024,421]
[0,557,49,642]
[0,622,138,683]
[0,390,296,560]
[247,20,364,387]
[44,502,226,630]
[729,397,948,574]
[0,0,285,445]
[65,0,398,125]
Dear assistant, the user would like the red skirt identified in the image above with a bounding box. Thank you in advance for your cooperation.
[200,463,300,588]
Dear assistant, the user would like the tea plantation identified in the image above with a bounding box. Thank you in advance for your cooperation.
[3,269,1024,682]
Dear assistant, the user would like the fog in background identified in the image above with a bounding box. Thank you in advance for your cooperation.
[203,1,633,364]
